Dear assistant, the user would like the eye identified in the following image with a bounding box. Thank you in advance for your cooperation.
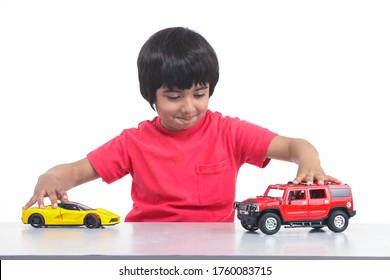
[166,95,181,100]
[194,93,206,98]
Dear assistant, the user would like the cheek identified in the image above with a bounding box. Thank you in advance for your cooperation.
[155,101,177,117]
[197,99,209,112]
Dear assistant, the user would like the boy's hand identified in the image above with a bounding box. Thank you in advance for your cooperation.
[267,136,340,186]
[23,173,69,210]
[292,160,340,185]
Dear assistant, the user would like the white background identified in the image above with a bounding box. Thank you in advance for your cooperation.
[1,0,389,224]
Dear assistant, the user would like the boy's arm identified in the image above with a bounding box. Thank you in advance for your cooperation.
[23,158,100,209]
[266,135,339,185]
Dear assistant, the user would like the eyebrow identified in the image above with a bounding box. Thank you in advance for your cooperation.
[162,85,209,93]
[195,85,209,91]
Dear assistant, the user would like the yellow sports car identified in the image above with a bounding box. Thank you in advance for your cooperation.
[22,201,120,228]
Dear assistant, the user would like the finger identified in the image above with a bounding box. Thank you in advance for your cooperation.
[304,176,314,185]
[37,195,45,209]
[293,175,305,184]
[325,175,341,183]
[294,172,314,185]
[298,172,314,185]
[47,191,58,208]
[23,197,37,210]
[314,174,325,185]
[58,191,69,202]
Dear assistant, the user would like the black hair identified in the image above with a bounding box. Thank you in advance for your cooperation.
[137,27,219,110]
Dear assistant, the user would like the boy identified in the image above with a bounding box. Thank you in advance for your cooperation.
[23,27,339,222]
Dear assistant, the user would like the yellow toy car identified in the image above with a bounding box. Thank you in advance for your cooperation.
[22,201,120,228]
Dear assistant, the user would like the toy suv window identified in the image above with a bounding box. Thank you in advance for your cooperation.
[267,188,285,198]
[309,189,326,199]
[289,190,306,200]
[330,188,351,197]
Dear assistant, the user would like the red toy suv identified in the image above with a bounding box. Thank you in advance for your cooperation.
[234,181,356,235]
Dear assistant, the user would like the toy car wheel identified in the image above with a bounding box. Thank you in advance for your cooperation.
[84,214,100,229]
[327,210,349,233]
[29,214,45,228]
[240,220,259,232]
[258,212,281,235]
[311,225,325,230]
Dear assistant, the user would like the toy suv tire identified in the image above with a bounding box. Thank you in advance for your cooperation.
[327,210,349,233]
[258,212,281,235]
[240,220,259,232]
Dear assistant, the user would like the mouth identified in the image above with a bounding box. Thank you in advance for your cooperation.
[176,116,196,124]
[160,112,205,132]
[174,115,199,126]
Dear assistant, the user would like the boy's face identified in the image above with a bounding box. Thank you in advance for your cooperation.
[155,83,210,131]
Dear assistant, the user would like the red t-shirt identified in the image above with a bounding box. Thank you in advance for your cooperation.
[87,110,277,222]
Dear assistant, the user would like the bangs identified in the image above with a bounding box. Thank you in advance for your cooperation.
[160,50,213,90]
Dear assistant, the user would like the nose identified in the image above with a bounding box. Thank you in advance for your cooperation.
[180,96,195,114]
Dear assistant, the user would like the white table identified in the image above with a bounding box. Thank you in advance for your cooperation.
[1,222,389,259]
